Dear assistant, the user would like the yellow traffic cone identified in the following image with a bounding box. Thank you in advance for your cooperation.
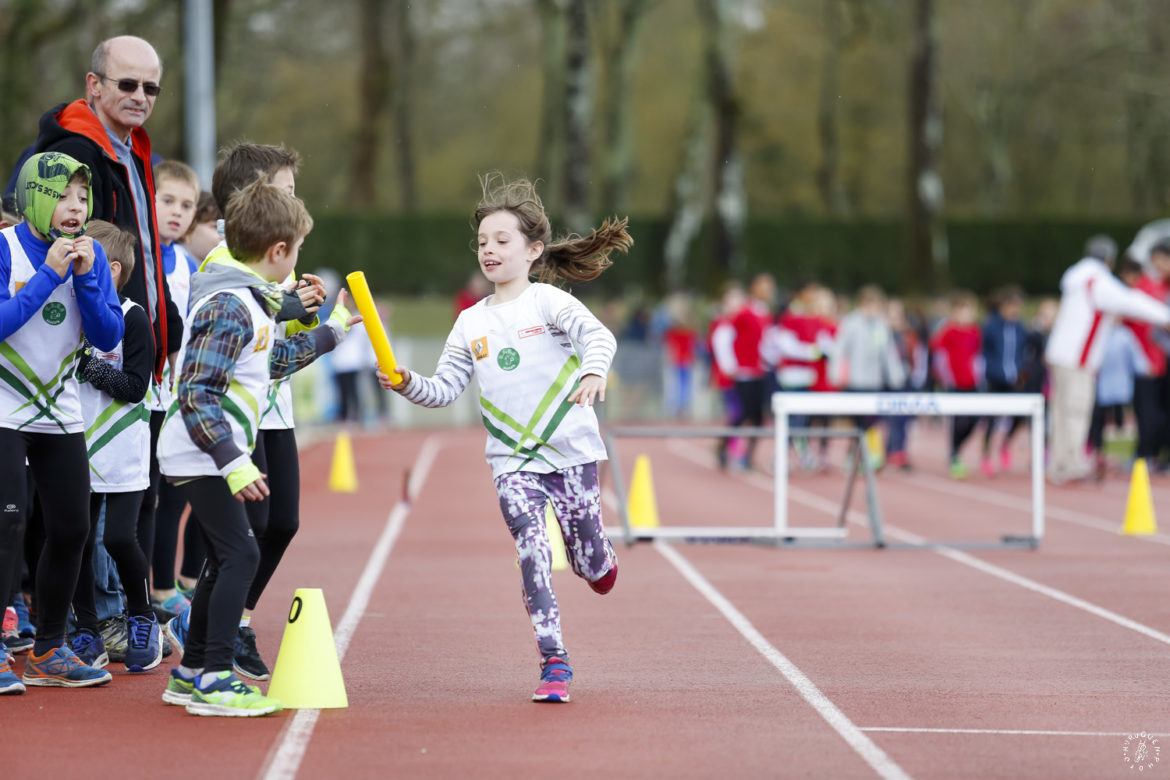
[1122,458,1157,536]
[627,454,660,528]
[329,431,358,493]
[267,588,348,709]
[545,504,569,571]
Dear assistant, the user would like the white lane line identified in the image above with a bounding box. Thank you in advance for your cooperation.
[861,727,1170,737]
[665,441,1170,648]
[258,435,442,780]
[885,470,1170,546]
[655,541,914,780]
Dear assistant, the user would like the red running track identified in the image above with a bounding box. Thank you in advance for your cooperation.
[7,423,1170,778]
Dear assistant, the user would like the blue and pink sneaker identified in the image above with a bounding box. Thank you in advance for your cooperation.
[532,656,573,703]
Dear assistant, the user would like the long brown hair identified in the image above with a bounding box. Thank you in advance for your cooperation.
[472,173,632,284]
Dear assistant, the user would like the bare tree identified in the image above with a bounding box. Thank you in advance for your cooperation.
[1124,0,1170,215]
[699,0,745,280]
[536,0,568,214]
[816,0,853,218]
[390,0,417,212]
[906,0,946,292]
[662,88,712,291]
[562,0,593,233]
[596,0,651,212]
[350,0,391,207]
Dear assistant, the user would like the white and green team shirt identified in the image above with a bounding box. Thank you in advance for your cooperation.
[259,321,294,430]
[0,227,85,434]
[402,283,616,478]
[80,298,150,491]
[157,286,275,478]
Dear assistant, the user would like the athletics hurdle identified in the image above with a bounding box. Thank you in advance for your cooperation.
[773,392,1046,549]
[603,424,885,547]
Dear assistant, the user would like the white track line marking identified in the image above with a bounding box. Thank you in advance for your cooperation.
[886,469,1170,546]
[654,541,914,780]
[861,727,1170,737]
[665,441,1170,649]
[258,435,442,780]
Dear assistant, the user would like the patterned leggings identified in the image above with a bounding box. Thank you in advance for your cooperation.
[495,463,616,664]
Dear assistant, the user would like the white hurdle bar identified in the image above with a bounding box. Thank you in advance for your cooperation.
[772,392,1047,544]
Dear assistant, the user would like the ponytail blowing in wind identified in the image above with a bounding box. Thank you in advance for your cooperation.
[472,173,633,285]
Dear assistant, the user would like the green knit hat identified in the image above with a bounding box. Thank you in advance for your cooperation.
[14,152,93,238]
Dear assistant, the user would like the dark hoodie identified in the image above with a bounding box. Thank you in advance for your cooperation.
[33,99,180,380]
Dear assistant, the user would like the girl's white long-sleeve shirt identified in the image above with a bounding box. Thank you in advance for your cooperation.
[402,282,616,478]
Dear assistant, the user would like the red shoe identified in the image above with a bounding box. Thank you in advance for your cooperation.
[533,657,572,703]
[589,562,618,595]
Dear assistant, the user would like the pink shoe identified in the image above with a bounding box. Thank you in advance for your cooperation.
[589,562,618,595]
[999,448,1013,472]
[533,657,572,703]
[981,457,995,477]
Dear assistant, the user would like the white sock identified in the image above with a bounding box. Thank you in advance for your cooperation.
[239,614,251,629]
[178,665,202,680]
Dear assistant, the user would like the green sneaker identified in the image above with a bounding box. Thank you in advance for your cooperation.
[950,458,968,479]
[162,668,196,706]
[185,671,281,717]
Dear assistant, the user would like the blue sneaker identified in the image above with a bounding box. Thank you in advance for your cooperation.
[125,613,162,672]
[69,628,109,669]
[165,611,188,658]
[22,644,112,687]
[13,596,34,640]
[162,667,197,706]
[0,653,24,694]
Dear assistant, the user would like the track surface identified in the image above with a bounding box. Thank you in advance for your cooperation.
[8,422,1170,779]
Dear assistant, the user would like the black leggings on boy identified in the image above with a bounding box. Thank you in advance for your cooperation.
[180,477,260,673]
[0,429,90,652]
[74,491,150,631]
[244,428,300,610]
[152,479,189,589]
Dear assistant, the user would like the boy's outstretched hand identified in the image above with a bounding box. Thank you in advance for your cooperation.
[567,373,606,407]
[332,288,363,331]
[294,272,327,315]
[376,367,411,392]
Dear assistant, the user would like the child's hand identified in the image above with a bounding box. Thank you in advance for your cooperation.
[70,236,95,275]
[226,461,270,502]
[332,289,363,331]
[295,273,326,315]
[45,238,73,280]
[235,475,270,502]
[376,367,411,392]
[567,373,606,407]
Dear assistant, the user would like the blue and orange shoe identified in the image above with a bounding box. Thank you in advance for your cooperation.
[125,613,162,672]
[589,560,618,595]
[22,644,112,688]
[0,653,24,695]
[532,656,573,703]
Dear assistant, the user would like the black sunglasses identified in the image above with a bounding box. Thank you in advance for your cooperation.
[97,74,161,98]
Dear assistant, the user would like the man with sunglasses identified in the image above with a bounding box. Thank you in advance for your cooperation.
[32,35,181,385]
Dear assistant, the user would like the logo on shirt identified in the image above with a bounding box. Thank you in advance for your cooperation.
[497,348,520,371]
[13,281,25,293]
[42,302,66,326]
[518,325,545,339]
[472,337,489,361]
[254,325,270,352]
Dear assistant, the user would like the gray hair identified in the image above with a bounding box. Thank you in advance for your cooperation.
[1084,235,1117,264]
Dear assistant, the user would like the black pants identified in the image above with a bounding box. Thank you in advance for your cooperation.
[1089,403,1126,451]
[153,478,189,588]
[719,378,767,465]
[135,410,165,588]
[982,379,1025,453]
[244,427,301,611]
[950,388,979,460]
[74,491,149,631]
[1133,375,1165,460]
[180,477,260,673]
[0,429,90,649]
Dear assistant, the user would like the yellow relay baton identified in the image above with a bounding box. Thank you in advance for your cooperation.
[345,271,403,385]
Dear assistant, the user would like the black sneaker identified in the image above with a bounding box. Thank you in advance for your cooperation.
[233,626,270,681]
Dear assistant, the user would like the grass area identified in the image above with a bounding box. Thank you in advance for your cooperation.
[384,295,458,337]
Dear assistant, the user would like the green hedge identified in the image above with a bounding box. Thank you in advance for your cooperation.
[304,213,1149,299]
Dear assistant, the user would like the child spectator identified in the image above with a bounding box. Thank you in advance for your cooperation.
[1090,321,1148,480]
[662,294,699,419]
[1122,249,1170,467]
[712,273,775,470]
[149,160,203,619]
[70,220,160,672]
[980,286,1028,474]
[708,284,747,467]
[0,152,123,692]
[157,178,356,716]
[182,191,221,264]
[930,291,983,478]
[378,174,629,703]
[886,298,927,470]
